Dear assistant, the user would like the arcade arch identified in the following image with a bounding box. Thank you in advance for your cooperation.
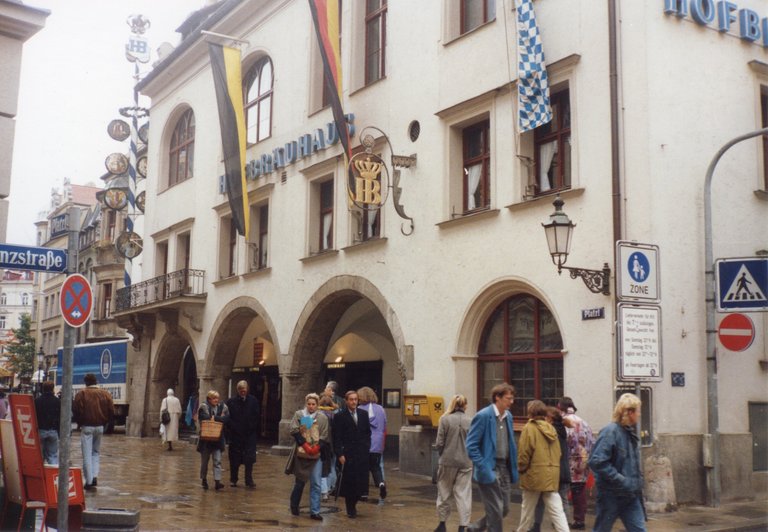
[281,275,409,450]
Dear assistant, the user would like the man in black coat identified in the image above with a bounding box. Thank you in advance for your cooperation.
[332,390,371,518]
[225,380,260,487]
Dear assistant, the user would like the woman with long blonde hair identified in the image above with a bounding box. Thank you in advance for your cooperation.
[433,394,472,532]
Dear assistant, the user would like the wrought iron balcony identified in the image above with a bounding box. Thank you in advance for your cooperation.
[115,269,205,312]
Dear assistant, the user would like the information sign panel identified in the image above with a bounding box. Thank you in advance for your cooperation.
[616,241,660,303]
[618,304,662,382]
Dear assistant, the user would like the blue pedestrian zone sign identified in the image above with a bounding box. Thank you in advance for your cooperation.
[617,241,660,303]
[716,258,768,312]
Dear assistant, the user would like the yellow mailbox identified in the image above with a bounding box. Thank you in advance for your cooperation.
[403,395,444,427]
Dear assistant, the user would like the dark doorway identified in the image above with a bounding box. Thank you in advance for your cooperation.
[323,360,383,400]
[232,366,281,443]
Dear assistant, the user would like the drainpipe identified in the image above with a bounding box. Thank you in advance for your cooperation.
[608,0,622,245]
[703,126,768,507]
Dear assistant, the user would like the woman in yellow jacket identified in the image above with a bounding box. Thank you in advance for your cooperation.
[516,400,570,532]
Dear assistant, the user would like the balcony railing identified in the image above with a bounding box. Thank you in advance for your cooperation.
[115,269,205,312]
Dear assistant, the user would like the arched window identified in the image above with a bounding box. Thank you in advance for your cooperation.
[169,109,195,186]
[0,293,6,305]
[21,293,29,306]
[478,294,563,418]
[244,57,273,145]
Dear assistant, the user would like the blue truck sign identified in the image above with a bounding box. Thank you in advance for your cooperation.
[55,340,129,426]
[0,243,67,273]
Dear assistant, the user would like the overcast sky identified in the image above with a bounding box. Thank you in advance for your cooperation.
[8,0,204,246]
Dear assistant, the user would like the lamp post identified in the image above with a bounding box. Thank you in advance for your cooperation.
[35,347,45,398]
[542,195,612,295]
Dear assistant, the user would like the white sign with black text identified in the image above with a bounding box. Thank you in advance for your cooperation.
[618,304,662,382]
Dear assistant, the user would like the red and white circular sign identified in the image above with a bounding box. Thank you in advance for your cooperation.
[718,313,755,352]
[59,273,93,328]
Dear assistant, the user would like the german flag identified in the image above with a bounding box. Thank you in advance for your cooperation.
[209,43,249,240]
[308,0,354,201]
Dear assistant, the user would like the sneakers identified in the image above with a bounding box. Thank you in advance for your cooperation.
[321,492,329,501]
[230,481,238,487]
[379,482,387,500]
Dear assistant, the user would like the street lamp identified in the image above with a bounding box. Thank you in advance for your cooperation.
[541,195,611,295]
[35,347,45,397]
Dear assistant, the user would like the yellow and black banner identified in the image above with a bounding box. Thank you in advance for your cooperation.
[209,43,249,239]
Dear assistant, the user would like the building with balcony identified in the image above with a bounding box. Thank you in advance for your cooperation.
[30,179,129,370]
[115,0,767,505]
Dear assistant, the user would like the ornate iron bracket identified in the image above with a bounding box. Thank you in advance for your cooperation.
[559,263,611,295]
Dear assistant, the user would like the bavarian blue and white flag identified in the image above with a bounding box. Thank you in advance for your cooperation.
[517,0,552,132]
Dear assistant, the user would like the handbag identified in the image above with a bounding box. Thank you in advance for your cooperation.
[161,409,171,425]
[296,445,320,460]
[284,445,297,475]
[200,419,224,441]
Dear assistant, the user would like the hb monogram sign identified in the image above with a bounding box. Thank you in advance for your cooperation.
[350,153,388,210]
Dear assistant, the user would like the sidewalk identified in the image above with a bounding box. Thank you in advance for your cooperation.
[65,434,767,531]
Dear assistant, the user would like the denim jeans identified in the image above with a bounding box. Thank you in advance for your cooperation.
[39,429,58,465]
[200,448,223,481]
[80,425,104,484]
[321,453,337,494]
[291,459,323,514]
[593,491,646,532]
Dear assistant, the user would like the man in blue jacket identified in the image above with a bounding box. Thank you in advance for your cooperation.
[465,383,519,532]
[588,393,646,532]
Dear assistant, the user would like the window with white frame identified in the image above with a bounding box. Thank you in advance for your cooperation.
[307,176,335,255]
[244,57,273,145]
[534,87,571,195]
[461,0,495,34]
[0,316,6,329]
[218,215,238,278]
[248,203,269,271]
[365,0,387,85]
[21,293,29,306]
[169,108,195,187]
[102,283,112,319]
[0,293,6,306]
[463,120,491,212]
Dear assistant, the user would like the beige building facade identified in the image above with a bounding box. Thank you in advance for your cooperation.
[114,0,768,506]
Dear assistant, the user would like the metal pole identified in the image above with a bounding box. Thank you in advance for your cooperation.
[57,206,79,530]
[703,126,768,508]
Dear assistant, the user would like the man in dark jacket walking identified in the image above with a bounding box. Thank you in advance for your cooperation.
[72,373,114,490]
[332,390,371,519]
[35,381,60,465]
[225,380,260,487]
[588,393,646,532]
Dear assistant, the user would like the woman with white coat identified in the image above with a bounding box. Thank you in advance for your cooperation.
[160,388,182,451]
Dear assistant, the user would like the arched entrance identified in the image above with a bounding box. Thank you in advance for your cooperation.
[477,293,563,418]
[204,297,281,443]
[282,275,410,453]
[150,327,195,434]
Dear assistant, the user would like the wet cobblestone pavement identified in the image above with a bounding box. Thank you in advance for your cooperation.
[62,433,767,531]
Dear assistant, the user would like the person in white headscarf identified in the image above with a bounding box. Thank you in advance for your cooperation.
[161,388,183,450]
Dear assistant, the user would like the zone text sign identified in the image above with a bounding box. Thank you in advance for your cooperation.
[618,304,662,382]
[617,241,660,303]
[0,243,66,273]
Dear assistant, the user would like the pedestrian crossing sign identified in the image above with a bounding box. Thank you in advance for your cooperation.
[716,257,768,312]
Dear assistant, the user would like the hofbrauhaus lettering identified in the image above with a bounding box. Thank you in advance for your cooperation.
[245,114,355,179]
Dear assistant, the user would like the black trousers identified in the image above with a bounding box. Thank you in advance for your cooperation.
[228,446,256,484]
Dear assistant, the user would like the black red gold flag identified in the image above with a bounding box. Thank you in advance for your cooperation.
[209,42,249,239]
[308,0,355,201]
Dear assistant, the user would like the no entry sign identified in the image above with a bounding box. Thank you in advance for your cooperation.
[718,313,755,352]
[60,274,93,328]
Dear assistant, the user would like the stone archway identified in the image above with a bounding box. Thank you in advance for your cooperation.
[146,326,195,434]
[202,296,281,393]
[454,277,564,412]
[279,275,411,445]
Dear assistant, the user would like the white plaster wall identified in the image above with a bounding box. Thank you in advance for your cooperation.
[136,0,767,442]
